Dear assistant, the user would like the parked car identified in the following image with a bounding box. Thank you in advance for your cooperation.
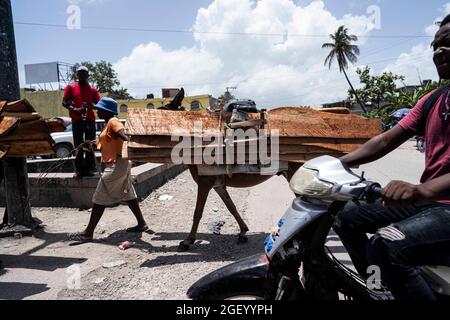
[50,118,127,158]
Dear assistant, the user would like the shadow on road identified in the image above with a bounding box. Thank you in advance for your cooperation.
[0,282,50,300]
[140,232,267,268]
[0,254,87,272]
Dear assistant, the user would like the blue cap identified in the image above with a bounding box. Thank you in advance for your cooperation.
[95,97,118,115]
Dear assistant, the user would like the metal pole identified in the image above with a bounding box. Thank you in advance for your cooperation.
[0,0,34,233]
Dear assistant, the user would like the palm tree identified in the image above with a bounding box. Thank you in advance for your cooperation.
[322,25,367,113]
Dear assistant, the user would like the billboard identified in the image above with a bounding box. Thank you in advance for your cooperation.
[25,62,60,84]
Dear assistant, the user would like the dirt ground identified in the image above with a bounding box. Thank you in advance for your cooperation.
[0,141,424,300]
[0,170,294,300]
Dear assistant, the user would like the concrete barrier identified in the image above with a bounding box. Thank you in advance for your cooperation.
[0,163,186,209]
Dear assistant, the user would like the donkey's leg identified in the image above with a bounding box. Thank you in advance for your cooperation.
[214,185,249,244]
[179,180,213,251]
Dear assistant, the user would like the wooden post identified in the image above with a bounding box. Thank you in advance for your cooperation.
[0,0,34,233]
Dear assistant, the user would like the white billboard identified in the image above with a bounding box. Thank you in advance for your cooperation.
[25,62,60,84]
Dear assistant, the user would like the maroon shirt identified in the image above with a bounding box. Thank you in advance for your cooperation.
[399,90,450,204]
[63,82,100,123]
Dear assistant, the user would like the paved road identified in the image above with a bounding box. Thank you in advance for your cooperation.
[0,141,425,300]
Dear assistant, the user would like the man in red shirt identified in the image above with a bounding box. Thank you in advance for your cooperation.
[63,66,101,178]
[334,16,450,300]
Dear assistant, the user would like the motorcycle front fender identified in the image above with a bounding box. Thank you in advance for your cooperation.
[187,254,270,300]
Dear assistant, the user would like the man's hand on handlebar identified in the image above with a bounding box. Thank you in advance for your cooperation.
[381,181,427,208]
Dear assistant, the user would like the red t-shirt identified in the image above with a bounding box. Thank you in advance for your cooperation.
[399,90,450,204]
[63,82,100,123]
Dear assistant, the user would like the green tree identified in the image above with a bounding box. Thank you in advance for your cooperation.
[322,25,367,113]
[350,66,404,110]
[108,87,133,100]
[365,79,448,122]
[70,60,121,93]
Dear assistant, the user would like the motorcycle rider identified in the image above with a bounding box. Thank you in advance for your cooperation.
[334,15,450,300]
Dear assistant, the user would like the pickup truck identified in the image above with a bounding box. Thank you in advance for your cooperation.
[50,118,127,158]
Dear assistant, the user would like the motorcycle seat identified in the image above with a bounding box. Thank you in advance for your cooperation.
[421,266,450,296]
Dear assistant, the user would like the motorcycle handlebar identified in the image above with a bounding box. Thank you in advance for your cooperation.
[363,184,384,203]
[371,186,383,198]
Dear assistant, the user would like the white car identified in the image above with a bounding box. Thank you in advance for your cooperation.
[50,118,126,158]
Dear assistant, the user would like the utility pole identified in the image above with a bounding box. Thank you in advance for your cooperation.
[0,0,34,235]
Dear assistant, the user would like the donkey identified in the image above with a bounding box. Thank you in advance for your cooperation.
[157,89,302,251]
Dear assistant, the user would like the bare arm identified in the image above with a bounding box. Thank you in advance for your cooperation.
[117,129,129,142]
[340,125,413,167]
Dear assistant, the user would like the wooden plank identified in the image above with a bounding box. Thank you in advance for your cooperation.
[0,99,36,113]
[5,140,54,157]
[0,120,51,142]
[0,116,20,137]
[0,145,9,159]
[319,108,351,115]
[128,152,346,165]
[126,107,381,139]
[45,119,66,133]
[0,112,40,122]
[0,101,6,113]
[129,135,369,148]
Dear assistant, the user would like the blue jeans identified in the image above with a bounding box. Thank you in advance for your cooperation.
[72,120,96,174]
[333,201,450,300]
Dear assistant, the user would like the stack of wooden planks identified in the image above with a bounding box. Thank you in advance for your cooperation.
[125,107,381,164]
[0,99,65,158]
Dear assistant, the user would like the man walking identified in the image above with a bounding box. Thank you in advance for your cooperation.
[62,66,101,178]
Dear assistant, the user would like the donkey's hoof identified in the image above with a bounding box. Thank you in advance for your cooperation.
[178,243,190,252]
[178,241,193,252]
[237,235,248,244]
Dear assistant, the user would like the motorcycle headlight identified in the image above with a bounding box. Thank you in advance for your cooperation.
[289,167,333,197]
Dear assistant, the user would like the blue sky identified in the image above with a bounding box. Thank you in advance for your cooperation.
[10,0,450,106]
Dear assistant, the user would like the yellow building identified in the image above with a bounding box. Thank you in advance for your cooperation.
[116,94,217,118]
[20,89,217,119]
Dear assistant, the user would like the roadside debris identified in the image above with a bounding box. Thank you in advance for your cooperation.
[13,233,23,239]
[102,260,127,269]
[1,243,17,248]
[212,207,219,214]
[158,194,173,201]
[93,277,107,285]
[119,241,136,251]
[207,221,226,235]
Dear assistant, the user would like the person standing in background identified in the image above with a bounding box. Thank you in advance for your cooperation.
[62,66,101,178]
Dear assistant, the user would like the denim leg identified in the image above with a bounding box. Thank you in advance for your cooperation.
[333,201,421,276]
[72,121,85,173]
[84,121,96,172]
[367,206,450,300]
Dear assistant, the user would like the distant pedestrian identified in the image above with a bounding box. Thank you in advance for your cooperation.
[69,98,149,243]
[62,66,101,178]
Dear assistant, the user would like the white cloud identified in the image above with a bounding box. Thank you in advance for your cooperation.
[114,0,379,107]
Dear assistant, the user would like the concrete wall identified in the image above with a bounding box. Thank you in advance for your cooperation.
[0,164,186,209]
[20,89,67,119]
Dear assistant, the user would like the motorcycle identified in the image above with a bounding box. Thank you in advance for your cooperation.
[415,136,426,153]
[187,156,450,300]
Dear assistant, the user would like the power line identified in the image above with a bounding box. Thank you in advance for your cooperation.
[14,21,433,39]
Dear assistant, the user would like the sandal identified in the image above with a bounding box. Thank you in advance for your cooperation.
[126,225,150,233]
[68,233,93,244]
